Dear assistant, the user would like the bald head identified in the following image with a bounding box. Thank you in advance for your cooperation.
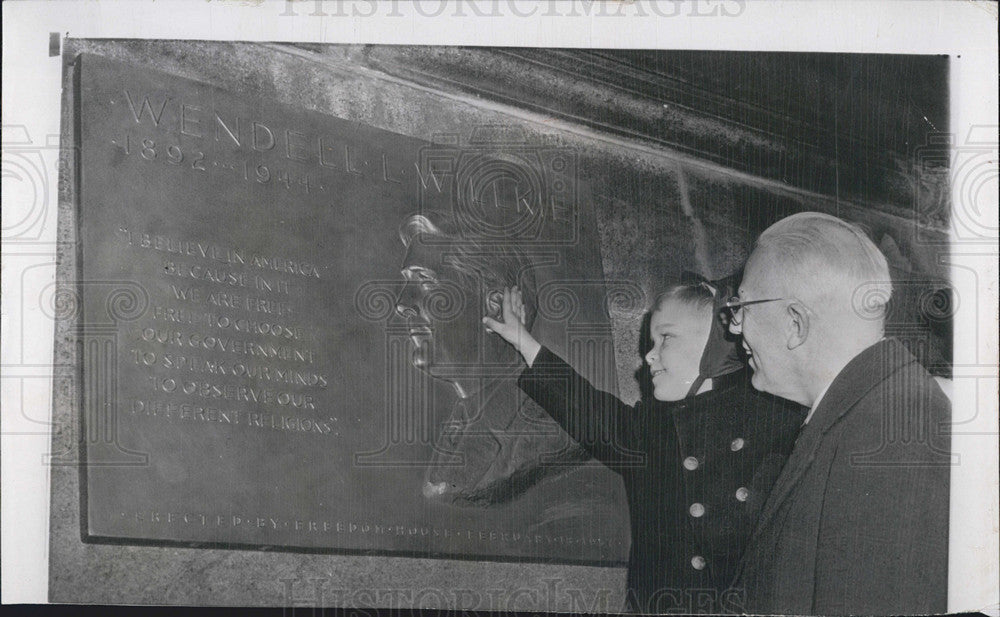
[751,212,892,321]
[734,212,893,406]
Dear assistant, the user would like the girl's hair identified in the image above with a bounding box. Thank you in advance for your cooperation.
[652,282,715,316]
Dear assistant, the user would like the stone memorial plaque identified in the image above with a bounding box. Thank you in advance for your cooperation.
[75,53,630,563]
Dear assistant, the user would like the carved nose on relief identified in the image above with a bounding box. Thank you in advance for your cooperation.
[395,302,418,319]
[422,481,449,499]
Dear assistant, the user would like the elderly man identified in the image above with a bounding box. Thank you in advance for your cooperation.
[727,212,951,614]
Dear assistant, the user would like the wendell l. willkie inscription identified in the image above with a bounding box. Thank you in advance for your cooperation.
[76,54,629,563]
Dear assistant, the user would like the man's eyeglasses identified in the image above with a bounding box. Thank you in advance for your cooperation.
[721,296,785,326]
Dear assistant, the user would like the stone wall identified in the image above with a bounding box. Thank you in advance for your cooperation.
[51,39,950,607]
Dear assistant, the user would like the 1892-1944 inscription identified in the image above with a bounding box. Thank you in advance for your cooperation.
[75,54,630,563]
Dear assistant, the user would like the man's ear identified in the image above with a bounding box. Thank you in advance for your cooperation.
[485,289,503,318]
[786,302,810,350]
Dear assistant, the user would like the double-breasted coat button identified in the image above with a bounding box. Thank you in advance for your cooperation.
[683,456,699,470]
[689,502,705,517]
[735,487,749,502]
[691,555,706,570]
[730,437,745,451]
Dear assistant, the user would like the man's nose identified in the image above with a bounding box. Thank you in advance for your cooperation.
[645,348,657,366]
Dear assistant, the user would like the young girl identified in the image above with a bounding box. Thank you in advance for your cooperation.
[483,282,804,614]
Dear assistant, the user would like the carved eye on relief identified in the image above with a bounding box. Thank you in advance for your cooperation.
[414,271,438,289]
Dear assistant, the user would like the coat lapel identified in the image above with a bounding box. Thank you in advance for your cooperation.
[747,339,917,538]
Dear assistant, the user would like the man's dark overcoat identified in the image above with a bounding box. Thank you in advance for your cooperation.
[733,338,951,615]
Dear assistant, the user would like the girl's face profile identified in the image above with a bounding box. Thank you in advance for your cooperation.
[645,298,713,402]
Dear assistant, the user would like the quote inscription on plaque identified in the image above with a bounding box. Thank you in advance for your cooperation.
[76,54,629,563]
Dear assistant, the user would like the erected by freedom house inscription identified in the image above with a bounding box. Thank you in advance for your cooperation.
[75,54,630,563]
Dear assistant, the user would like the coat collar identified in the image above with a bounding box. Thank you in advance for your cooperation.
[804,338,918,436]
[667,369,748,435]
[660,368,747,413]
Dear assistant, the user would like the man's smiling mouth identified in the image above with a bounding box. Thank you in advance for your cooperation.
[742,343,758,369]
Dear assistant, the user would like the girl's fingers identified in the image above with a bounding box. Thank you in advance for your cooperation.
[502,287,515,320]
[511,286,525,323]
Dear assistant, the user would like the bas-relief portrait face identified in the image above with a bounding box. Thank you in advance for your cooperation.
[394,220,531,395]
[395,236,491,397]
[393,225,584,507]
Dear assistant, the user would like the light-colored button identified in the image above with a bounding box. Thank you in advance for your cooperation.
[683,456,699,471]
[691,555,706,570]
[730,437,745,451]
[689,502,705,517]
[735,487,749,502]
